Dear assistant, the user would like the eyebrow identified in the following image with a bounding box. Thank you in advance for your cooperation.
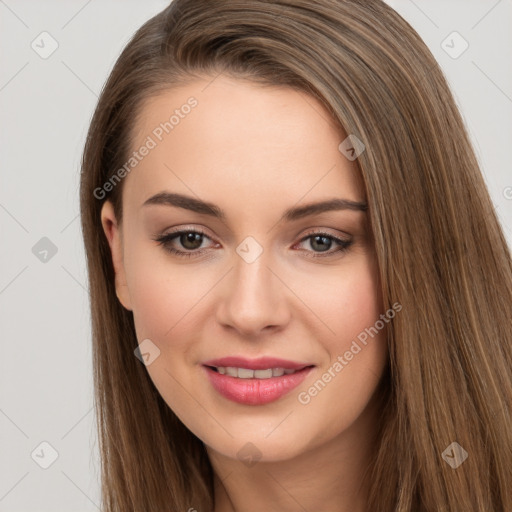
[142,192,367,222]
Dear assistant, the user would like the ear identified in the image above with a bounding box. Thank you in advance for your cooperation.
[100,200,133,311]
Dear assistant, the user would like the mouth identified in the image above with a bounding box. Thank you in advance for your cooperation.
[206,365,308,378]
[202,357,315,405]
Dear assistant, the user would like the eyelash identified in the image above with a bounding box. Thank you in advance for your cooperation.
[152,228,353,259]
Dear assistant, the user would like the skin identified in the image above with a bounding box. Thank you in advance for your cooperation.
[101,75,389,512]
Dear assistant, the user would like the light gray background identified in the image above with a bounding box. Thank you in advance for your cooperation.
[1,1,510,510]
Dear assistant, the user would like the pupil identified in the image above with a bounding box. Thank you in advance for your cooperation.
[181,232,202,250]
[311,235,331,252]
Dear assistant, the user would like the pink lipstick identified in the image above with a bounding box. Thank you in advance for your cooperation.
[202,356,315,405]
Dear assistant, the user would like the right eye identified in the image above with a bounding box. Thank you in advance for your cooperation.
[153,228,218,258]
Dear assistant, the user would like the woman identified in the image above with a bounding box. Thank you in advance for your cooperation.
[79,0,512,510]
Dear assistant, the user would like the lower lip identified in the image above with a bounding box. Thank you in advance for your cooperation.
[203,365,314,405]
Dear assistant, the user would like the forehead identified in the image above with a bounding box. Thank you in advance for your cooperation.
[122,76,365,215]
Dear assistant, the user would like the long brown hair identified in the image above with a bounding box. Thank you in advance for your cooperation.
[79,0,512,510]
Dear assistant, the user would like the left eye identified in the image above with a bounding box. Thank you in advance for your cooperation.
[296,233,352,255]
[153,229,352,259]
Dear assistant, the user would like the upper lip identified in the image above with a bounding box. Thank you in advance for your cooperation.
[202,356,314,370]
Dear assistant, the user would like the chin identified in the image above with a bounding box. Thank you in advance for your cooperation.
[201,423,315,464]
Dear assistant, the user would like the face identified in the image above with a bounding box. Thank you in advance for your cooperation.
[101,75,389,463]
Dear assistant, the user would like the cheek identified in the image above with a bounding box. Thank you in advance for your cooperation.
[302,255,383,355]
[295,256,387,425]
[123,245,204,346]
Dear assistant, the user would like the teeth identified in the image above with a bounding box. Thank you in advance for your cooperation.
[225,367,238,377]
[214,366,298,378]
[254,369,273,379]
[238,368,255,379]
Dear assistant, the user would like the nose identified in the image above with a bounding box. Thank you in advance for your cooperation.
[215,250,291,338]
